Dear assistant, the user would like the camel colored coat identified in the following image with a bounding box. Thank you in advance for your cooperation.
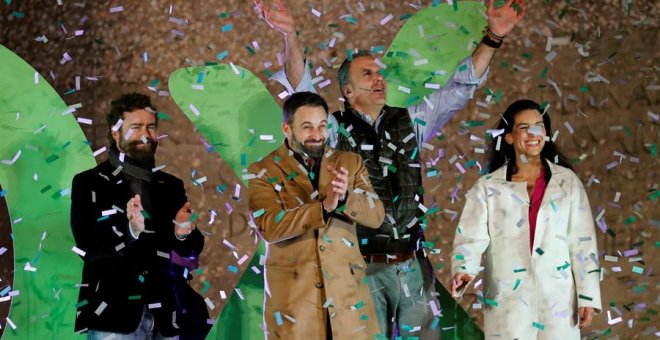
[248,143,384,340]
[452,161,602,339]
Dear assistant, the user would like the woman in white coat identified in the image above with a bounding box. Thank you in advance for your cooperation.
[451,99,602,339]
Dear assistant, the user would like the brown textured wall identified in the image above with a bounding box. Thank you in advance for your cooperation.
[1,0,658,338]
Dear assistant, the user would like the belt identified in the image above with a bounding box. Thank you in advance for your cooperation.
[363,251,415,264]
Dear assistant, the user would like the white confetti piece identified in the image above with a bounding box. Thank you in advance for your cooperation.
[188,103,201,116]
[379,14,393,25]
[72,246,86,257]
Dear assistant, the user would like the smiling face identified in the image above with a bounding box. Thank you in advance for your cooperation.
[343,55,387,110]
[111,109,158,162]
[282,104,328,158]
[504,109,546,162]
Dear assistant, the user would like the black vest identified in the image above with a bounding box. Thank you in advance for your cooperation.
[333,105,424,255]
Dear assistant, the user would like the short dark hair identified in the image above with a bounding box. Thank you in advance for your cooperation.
[282,92,328,125]
[106,93,157,145]
[338,49,374,98]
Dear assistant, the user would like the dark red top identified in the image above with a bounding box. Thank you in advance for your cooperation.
[528,166,548,253]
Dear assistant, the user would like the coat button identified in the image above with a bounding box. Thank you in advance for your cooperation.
[319,245,325,251]
[315,282,324,288]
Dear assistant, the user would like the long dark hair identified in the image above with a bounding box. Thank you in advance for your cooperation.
[487,99,573,174]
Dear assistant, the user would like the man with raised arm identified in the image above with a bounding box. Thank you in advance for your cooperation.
[255,0,525,337]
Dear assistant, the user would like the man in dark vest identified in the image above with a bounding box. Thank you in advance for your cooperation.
[256,0,525,337]
[70,93,210,339]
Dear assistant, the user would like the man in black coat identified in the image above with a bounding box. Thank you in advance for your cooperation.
[70,93,209,339]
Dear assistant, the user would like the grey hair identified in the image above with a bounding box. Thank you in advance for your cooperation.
[337,49,374,97]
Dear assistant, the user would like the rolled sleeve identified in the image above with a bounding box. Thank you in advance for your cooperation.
[409,56,489,145]
[270,59,316,94]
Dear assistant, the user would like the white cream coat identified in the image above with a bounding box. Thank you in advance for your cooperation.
[452,161,602,339]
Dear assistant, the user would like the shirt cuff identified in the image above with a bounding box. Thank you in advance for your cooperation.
[128,221,140,239]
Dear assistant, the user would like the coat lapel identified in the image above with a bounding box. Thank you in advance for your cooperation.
[532,161,570,254]
[272,143,314,199]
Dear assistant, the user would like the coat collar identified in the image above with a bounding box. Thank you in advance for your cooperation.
[487,160,571,204]
[271,143,341,200]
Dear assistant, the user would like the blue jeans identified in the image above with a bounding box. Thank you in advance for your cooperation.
[87,308,178,340]
[366,256,441,339]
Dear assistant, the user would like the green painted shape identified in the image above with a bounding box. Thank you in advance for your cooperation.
[384,1,487,108]
[169,65,283,339]
[0,45,96,339]
[168,64,284,176]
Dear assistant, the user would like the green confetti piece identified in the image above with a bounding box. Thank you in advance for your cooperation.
[425,206,439,215]
[579,85,589,93]
[360,314,368,321]
[632,266,644,274]
[540,67,548,80]
[40,185,52,194]
[275,210,285,223]
[521,52,532,59]
[220,12,230,18]
[513,279,521,290]
[45,154,59,164]
[399,13,412,20]
[623,126,633,137]
[140,209,150,219]
[156,112,170,120]
[387,164,398,173]
[632,285,647,294]
[455,254,465,260]
[624,215,637,225]
[138,274,145,283]
[266,177,278,184]
[12,11,24,18]
[286,171,298,181]
[188,212,198,223]
[532,322,545,330]
[578,294,593,301]
[392,195,399,203]
[464,120,484,127]
[603,328,612,336]
[459,25,470,35]
[558,6,569,19]
[128,295,142,300]
[535,248,545,255]
[556,261,570,270]
[247,135,257,146]
[513,268,527,273]
[458,64,468,72]
[76,299,88,308]
[245,45,256,55]
[335,204,347,214]
[452,0,458,11]
[263,69,273,77]
[240,153,247,166]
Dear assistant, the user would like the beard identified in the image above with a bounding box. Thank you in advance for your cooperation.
[290,133,326,158]
[118,133,158,162]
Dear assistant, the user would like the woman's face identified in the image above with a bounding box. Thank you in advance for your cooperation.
[504,109,546,161]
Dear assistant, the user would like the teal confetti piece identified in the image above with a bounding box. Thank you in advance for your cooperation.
[63,88,76,95]
[535,248,544,255]
[253,208,265,218]
[392,195,399,203]
[140,209,150,219]
[632,266,644,275]
[556,261,570,270]
[624,215,637,225]
[361,238,368,245]
[410,147,418,160]
[221,24,233,32]
[426,169,438,177]
[361,314,369,321]
[201,280,210,295]
[275,210,285,223]
[76,300,88,308]
[309,171,315,180]
[458,64,468,72]
[12,11,24,18]
[513,279,521,290]
[353,300,365,310]
[138,274,145,283]
[455,254,465,260]
[240,153,247,166]
[217,183,227,192]
[128,295,141,300]
[399,13,412,20]
[513,268,527,273]
[96,215,109,222]
[217,50,229,60]
[532,322,545,330]
[413,118,427,126]
[371,46,385,53]
[323,234,333,243]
